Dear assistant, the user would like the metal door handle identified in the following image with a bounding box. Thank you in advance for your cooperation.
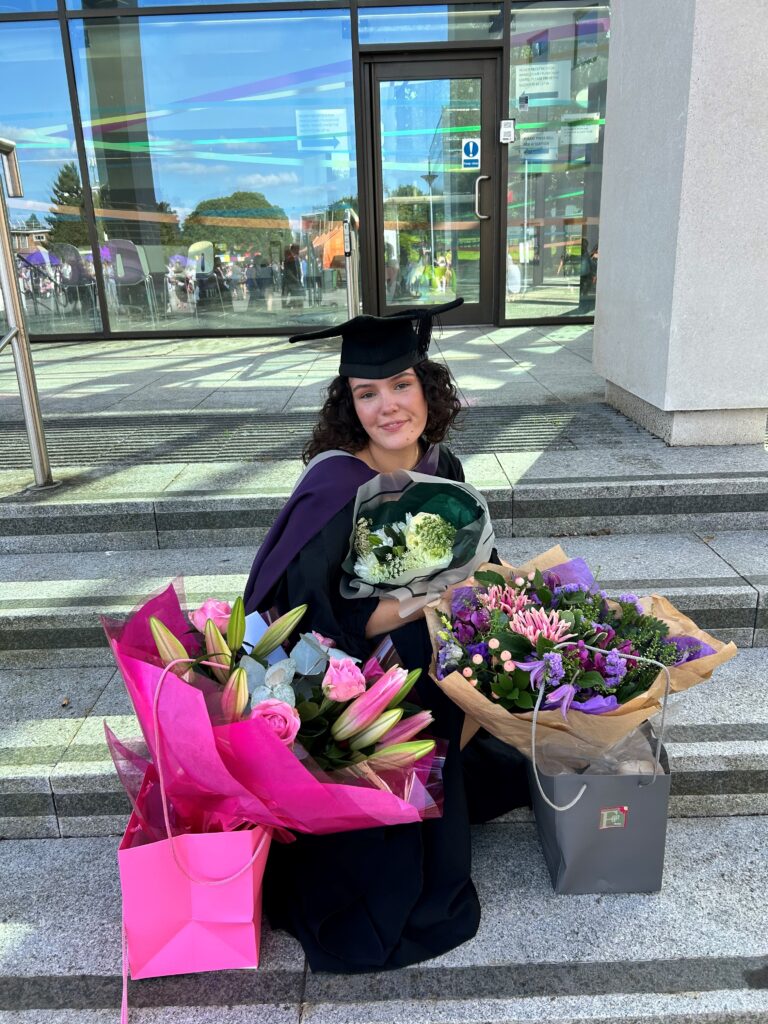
[474,175,490,220]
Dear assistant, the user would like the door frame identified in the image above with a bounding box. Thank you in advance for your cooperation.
[358,49,503,326]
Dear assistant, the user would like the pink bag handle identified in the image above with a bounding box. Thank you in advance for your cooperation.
[121,657,271,1024]
[151,657,271,885]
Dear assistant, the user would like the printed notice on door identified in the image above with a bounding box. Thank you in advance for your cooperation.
[514,61,571,106]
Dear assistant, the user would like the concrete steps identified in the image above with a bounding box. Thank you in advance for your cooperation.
[1,523,766,842]
[3,466,768,553]
[1,819,766,1022]
[0,532,763,666]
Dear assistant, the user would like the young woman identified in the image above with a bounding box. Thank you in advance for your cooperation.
[244,298,528,973]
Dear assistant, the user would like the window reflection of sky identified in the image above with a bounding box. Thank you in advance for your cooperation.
[0,22,76,222]
[69,12,356,228]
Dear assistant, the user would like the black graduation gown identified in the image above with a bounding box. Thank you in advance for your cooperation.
[261,446,529,972]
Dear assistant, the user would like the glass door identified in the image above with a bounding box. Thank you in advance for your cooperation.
[365,57,499,323]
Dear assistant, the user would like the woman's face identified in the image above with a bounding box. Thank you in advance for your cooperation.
[349,369,428,454]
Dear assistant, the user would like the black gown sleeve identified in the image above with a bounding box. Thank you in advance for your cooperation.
[271,501,377,660]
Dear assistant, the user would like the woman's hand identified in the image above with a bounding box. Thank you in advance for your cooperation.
[365,598,425,638]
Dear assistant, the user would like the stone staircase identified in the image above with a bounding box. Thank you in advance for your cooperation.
[1,513,767,1021]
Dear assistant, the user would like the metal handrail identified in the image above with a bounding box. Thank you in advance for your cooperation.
[0,138,54,488]
[0,326,18,355]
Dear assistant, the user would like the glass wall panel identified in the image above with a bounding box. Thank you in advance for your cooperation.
[68,0,328,10]
[68,11,357,332]
[359,5,503,45]
[505,3,609,319]
[0,21,103,336]
[0,0,56,12]
[379,76,484,306]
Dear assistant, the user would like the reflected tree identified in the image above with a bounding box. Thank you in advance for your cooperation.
[46,162,89,248]
[182,190,291,256]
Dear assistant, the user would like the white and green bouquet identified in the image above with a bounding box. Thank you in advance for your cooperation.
[353,511,457,585]
[342,470,496,617]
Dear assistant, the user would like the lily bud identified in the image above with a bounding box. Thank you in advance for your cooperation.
[366,739,436,770]
[250,604,308,660]
[149,617,191,678]
[226,596,246,654]
[385,667,421,709]
[221,667,249,723]
[204,619,231,683]
[349,708,404,751]
[375,709,433,748]
[331,665,408,741]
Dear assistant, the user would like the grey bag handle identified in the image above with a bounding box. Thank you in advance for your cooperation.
[530,642,672,813]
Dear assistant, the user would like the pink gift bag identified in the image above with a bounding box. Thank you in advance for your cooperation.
[119,808,271,980]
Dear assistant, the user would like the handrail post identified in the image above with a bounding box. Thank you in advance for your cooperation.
[0,138,55,489]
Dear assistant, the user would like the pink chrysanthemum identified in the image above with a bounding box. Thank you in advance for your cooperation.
[479,585,530,617]
[508,606,575,645]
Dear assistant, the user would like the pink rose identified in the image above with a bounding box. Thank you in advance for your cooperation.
[251,699,301,746]
[189,598,232,634]
[321,657,367,702]
[311,631,336,648]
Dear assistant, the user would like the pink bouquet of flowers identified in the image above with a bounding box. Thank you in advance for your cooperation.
[105,580,444,991]
[104,581,442,836]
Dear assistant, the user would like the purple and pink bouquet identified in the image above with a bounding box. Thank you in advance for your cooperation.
[425,546,737,759]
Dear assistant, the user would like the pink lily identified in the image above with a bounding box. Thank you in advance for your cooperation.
[331,665,408,741]
[376,709,434,749]
[221,667,249,723]
[366,739,436,770]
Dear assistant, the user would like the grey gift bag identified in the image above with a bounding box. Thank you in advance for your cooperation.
[527,647,672,895]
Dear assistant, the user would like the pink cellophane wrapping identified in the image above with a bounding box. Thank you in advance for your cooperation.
[104,581,444,836]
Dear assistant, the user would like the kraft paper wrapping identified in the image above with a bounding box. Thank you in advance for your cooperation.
[426,546,738,759]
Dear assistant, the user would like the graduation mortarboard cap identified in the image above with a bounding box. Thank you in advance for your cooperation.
[288,297,463,379]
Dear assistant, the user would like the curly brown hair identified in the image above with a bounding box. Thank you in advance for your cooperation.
[302,359,462,465]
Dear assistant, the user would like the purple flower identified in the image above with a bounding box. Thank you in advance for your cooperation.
[545,558,596,592]
[544,682,577,719]
[517,651,565,690]
[454,620,476,645]
[470,608,490,632]
[573,693,619,714]
[543,651,565,684]
[451,587,481,617]
[436,638,463,680]
[667,635,716,664]
[516,658,547,688]
[619,592,645,614]
[604,648,627,683]
[466,641,490,661]
[554,582,589,596]
[591,622,617,646]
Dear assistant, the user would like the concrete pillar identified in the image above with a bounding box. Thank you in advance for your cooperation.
[593,0,768,445]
